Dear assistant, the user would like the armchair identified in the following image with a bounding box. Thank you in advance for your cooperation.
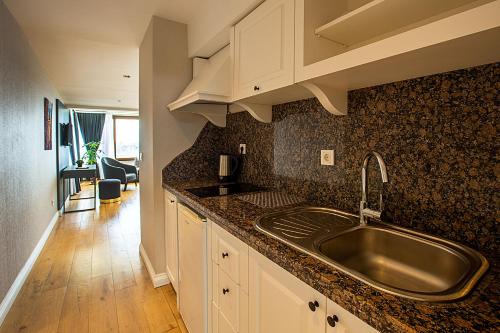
[101,157,138,190]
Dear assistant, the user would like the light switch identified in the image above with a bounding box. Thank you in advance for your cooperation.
[321,150,334,166]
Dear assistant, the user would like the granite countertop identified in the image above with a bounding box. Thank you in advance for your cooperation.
[163,179,499,333]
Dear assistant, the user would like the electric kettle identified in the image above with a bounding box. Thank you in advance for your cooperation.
[219,154,239,182]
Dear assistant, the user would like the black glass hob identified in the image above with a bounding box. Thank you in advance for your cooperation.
[186,183,265,198]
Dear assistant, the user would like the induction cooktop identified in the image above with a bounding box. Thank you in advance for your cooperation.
[186,183,265,198]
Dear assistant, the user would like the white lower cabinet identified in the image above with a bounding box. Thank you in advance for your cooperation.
[248,248,379,333]
[164,190,179,293]
[167,202,379,333]
[326,298,378,333]
[248,248,326,333]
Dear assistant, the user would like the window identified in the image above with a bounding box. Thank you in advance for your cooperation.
[113,116,139,160]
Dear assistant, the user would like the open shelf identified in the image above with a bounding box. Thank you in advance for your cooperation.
[314,0,477,47]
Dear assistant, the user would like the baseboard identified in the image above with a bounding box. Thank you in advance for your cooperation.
[0,211,59,325]
[139,243,170,288]
[58,195,71,215]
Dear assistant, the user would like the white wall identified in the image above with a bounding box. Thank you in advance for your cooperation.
[139,16,207,273]
[188,0,263,57]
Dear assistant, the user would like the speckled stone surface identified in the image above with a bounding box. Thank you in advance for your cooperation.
[163,123,225,182]
[164,63,499,254]
[163,179,499,333]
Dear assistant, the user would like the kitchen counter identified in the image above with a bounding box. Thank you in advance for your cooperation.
[163,179,499,333]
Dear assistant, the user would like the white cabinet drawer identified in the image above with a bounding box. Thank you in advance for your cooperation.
[213,300,237,333]
[218,269,239,331]
[212,223,249,291]
[213,265,249,333]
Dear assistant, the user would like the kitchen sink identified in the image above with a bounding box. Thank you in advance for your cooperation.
[255,207,489,302]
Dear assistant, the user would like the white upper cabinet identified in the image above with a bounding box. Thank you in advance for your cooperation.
[233,0,295,100]
[249,248,326,333]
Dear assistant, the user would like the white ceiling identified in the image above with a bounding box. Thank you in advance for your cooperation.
[4,0,204,110]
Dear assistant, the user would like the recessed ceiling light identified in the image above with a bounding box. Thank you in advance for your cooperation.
[123,74,131,78]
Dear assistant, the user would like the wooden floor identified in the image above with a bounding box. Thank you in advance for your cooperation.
[0,183,187,333]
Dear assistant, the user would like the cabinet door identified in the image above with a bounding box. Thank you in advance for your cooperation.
[249,248,325,333]
[233,0,295,100]
[164,191,179,293]
[326,298,378,333]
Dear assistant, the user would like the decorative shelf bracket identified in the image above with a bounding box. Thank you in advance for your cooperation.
[181,104,227,127]
[299,82,347,116]
[232,101,272,123]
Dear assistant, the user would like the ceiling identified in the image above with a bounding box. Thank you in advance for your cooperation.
[4,0,204,110]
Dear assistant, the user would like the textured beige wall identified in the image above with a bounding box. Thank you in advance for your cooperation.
[139,16,207,273]
[0,2,59,301]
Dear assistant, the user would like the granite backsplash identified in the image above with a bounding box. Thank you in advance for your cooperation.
[163,62,499,254]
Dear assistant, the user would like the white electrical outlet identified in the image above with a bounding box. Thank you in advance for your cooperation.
[321,150,334,166]
[240,144,246,155]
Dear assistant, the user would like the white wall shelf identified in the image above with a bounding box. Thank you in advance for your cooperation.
[314,0,475,47]
[296,0,500,89]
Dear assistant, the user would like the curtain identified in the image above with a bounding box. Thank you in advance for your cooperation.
[70,110,81,193]
[100,113,115,158]
[74,112,82,160]
[76,112,106,144]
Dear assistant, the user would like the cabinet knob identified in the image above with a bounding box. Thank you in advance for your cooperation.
[308,300,319,312]
[253,85,260,91]
[170,200,175,203]
[327,315,339,327]
[222,288,230,295]
[222,252,229,259]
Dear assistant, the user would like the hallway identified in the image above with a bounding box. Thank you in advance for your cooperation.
[0,185,186,333]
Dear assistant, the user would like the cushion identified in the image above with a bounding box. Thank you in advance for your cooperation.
[126,173,137,182]
[99,179,121,200]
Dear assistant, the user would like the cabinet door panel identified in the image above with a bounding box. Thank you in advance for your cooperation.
[218,269,239,331]
[234,0,294,100]
[326,298,379,333]
[212,263,249,333]
[249,248,325,333]
[164,191,178,292]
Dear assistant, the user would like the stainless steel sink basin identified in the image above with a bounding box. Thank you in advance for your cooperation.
[256,207,489,302]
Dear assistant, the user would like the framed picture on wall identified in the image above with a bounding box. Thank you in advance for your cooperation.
[44,97,53,150]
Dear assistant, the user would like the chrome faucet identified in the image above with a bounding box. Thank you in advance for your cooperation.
[360,152,388,225]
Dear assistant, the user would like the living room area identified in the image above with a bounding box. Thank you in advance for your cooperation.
[60,109,140,213]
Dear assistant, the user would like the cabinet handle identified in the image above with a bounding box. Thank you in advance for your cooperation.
[222,288,230,295]
[221,252,229,259]
[308,300,319,312]
[327,315,339,327]
[170,200,175,203]
[253,85,260,91]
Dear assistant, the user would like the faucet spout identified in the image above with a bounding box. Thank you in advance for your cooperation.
[360,152,388,225]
